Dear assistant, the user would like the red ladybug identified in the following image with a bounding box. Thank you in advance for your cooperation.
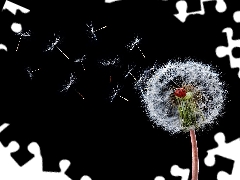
[174,88,186,98]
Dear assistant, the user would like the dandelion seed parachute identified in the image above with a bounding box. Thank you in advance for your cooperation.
[135,59,227,134]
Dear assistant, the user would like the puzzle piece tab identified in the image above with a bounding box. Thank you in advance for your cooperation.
[0,140,22,180]
[204,132,240,180]
[170,165,190,180]
[174,0,227,22]
[154,164,190,180]
[80,175,92,180]
[0,123,91,180]
[39,160,72,180]
[233,10,240,23]
[216,28,240,78]
[21,142,43,173]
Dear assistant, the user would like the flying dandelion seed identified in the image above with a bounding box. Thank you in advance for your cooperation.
[60,73,77,93]
[44,33,69,59]
[135,59,227,134]
[86,21,107,41]
[100,55,120,67]
[45,33,61,52]
[26,67,33,79]
[109,84,129,103]
[26,67,41,80]
[126,35,145,58]
[15,30,31,52]
[74,55,87,71]
[100,55,120,82]
[124,64,137,81]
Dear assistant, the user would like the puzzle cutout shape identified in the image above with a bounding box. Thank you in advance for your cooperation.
[0,123,190,180]
[0,123,74,180]
[174,0,227,22]
[154,165,190,180]
[204,132,240,180]
[216,12,240,78]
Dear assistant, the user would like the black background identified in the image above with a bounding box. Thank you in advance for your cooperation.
[0,0,240,180]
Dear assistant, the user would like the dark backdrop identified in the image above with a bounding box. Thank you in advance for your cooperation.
[0,1,240,180]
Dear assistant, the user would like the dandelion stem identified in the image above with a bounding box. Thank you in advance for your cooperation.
[56,46,69,59]
[190,129,198,180]
[16,35,22,52]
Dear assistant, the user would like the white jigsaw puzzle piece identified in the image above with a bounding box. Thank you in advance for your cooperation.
[174,0,227,22]
[0,131,92,180]
[2,0,30,14]
[215,28,240,78]
[204,132,240,180]
[0,123,21,179]
[21,142,43,174]
[40,159,72,180]
[154,164,190,180]
[171,164,190,180]
[0,141,22,180]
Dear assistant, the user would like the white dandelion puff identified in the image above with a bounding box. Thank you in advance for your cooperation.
[60,73,77,93]
[135,59,227,135]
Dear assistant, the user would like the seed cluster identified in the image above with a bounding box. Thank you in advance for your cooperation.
[135,59,227,134]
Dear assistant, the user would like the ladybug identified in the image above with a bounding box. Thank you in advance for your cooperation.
[174,88,186,98]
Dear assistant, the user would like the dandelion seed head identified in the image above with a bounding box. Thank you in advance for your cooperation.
[61,73,77,92]
[109,84,121,103]
[26,67,33,79]
[124,64,135,78]
[86,21,97,41]
[17,30,31,37]
[126,36,142,50]
[45,33,61,52]
[74,55,87,63]
[135,59,227,135]
[100,56,120,67]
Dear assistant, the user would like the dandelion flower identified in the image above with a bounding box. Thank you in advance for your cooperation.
[135,58,227,180]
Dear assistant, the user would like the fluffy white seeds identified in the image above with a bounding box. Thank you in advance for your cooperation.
[135,59,227,134]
